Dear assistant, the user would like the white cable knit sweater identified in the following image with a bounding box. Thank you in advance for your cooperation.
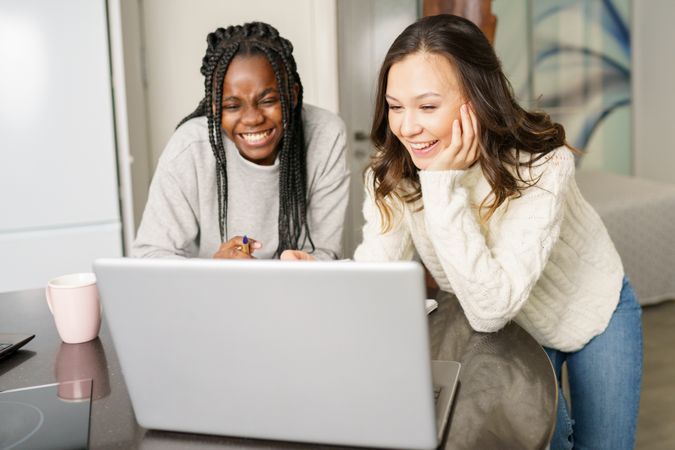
[354,147,624,352]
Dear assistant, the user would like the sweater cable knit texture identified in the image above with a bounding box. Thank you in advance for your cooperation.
[354,147,624,352]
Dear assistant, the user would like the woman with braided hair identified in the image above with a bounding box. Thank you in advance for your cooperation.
[133,22,349,260]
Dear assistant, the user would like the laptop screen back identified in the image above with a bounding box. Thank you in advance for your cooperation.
[94,258,437,449]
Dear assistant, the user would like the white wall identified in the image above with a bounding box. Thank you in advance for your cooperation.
[118,0,153,232]
[139,0,339,166]
[632,0,675,183]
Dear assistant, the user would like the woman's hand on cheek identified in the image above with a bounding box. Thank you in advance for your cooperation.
[427,103,480,171]
[213,236,262,259]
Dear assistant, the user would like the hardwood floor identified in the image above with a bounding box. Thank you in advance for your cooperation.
[636,299,675,450]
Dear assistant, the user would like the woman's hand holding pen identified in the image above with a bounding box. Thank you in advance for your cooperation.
[426,103,480,171]
[213,235,261,259]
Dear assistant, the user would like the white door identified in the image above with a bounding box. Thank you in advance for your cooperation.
[337,0,418,257]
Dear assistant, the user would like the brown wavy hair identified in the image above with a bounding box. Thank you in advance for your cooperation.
[370,14,569,230]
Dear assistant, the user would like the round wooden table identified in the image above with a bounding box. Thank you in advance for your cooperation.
[0,289,556,449]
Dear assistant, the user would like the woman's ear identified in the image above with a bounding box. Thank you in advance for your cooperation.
[292,84,300,108]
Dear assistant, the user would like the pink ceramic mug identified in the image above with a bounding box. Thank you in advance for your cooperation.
[45,273,101,344]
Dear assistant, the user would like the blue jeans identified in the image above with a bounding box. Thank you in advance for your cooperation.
[543,276,643,450]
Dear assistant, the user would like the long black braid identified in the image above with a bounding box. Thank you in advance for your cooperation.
[177,22,314,257]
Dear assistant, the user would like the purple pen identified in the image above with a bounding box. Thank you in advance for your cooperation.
[242,235,250,255]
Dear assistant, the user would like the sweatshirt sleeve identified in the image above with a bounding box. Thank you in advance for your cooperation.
[353,170,414,261]
[418,149,575,332]
[131,159,200,258]
[303,122,350,260]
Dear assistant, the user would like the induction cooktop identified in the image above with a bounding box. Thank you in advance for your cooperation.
[0,380,92,450]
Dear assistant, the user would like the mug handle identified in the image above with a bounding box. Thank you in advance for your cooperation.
[45,286,54,315]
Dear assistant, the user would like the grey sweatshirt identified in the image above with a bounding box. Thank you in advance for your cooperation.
[132,104,350,260]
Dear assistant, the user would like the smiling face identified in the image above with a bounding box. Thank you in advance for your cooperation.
[219,54,285,166]
[385,52,465,170]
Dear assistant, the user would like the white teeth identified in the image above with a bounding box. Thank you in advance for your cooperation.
[241,130,272,143]
[410,141,437,150]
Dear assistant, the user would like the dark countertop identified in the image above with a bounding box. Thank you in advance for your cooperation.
[0,289,556,449]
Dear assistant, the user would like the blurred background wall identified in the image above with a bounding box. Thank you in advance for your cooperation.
[1,0,674,290]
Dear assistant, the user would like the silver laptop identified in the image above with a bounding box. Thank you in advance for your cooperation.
[94,258,460,450]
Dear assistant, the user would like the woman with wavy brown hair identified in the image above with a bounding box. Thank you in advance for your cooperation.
[283,13,641,450]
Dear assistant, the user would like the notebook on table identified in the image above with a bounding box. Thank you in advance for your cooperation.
[0,334,35,360]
